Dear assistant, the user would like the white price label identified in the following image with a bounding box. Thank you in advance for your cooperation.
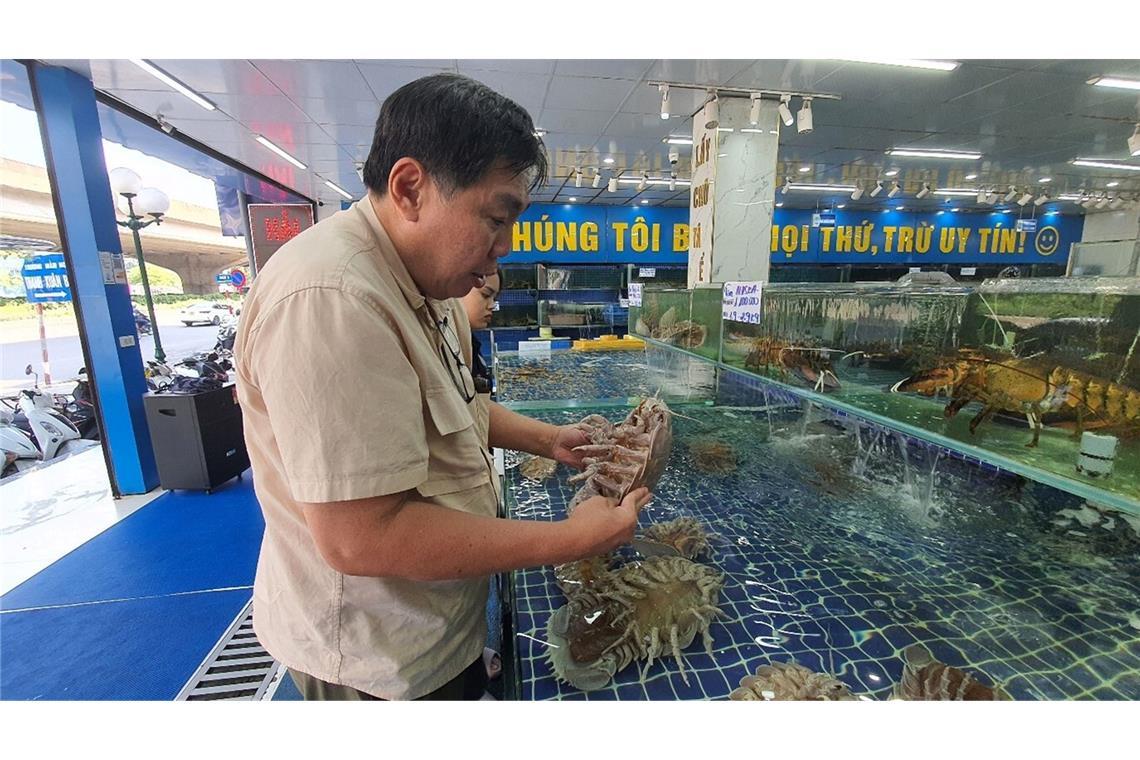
[519,340,551,355]
[909,267,922,273]
[628,283,643,307]
[639,267,656,278]
[721,281,763,324]
[960,267,977,276]
[619,298,630,308]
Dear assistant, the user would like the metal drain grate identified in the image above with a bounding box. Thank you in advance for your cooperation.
[176,598,285,701]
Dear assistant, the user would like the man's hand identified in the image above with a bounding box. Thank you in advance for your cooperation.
[548,424,591,470]
[565,487,652,557]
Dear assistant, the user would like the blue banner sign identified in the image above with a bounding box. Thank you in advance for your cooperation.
[507,204,1082,266]
[21,254,72,303]
[770,209,1080,265]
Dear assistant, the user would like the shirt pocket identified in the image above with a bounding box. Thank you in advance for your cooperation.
[424,384,475,437]
[419,385,486,498]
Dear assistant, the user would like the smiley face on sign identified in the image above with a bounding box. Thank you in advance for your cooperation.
[1035,226,1060,256]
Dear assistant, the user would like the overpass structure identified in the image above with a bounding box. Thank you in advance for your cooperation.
[1,158,247,293]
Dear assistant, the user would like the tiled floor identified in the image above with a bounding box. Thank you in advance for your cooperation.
[0,447,163,595]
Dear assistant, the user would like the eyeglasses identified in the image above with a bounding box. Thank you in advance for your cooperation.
[433,313,476,404]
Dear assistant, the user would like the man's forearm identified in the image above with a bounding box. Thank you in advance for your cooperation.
[488,401,558,458]
[333,498,585,581]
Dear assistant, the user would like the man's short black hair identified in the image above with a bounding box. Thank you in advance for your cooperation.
[363,73,547,196]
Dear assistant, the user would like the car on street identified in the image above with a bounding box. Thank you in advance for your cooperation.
[180,301,235,326]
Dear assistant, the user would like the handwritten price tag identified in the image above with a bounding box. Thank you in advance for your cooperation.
[721,281,763,324]
[628,282,643,307]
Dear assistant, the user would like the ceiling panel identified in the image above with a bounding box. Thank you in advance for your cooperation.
[462,70,550,116]
[458,60,556,75]
[355,63,458,100]
[151,60,279,96]
[552,60,653,80]
[208,92,313,124]
[545,75,639,112]
[644,60,756,86]
[251,60,374,102]
[297,98,380,126]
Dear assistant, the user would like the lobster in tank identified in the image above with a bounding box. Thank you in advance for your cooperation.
[891,348,1140,447]
[744,337,841,392]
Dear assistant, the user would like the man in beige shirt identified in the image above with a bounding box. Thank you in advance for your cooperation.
[234,73,650,700]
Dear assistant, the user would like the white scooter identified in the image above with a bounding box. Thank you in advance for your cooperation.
[0,366,87,478]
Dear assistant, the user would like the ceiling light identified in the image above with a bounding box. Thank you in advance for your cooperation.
[895,205,905,210]
[887,181,901,198]
[704,93,720,130]
[1081,195,1097,208]
[740,128,764,133]
[641,199,650,205]
[933,188,979,196]
[568,197,577,202]
[884,169,899,177]
[777,95,794,127]
[1003,186,1018,202]
[592,172,602,189]
[951,207,960,212]
[637,174,649,192]
[749,94,762,126]
[976,188,988,204]
[985,188,999,204]
[783,183,859,192]
[1088,76,1140,91]
[916,182,932,199]
[659,84,671,120]
[603,156,616,163]
[838,58,960,72]
[837,203,846,209]
[1109,196,1125,210]
[255,135,307,169]
[1072,158,1140,172]
[776,202,784,207]
[608,177,618,192]
[1130,125,1140,156]
[129,59,216,111]
[324,180,352,200]
[887,148,982,160]
[796,97,813,134]
[936,210,944,215]
[669,174,677,192]
[965,173,978,180]
[1034,192,1050,206]
[1017,191,1033,206]
[1038,177,1051,183]
[870,180,884,198]
[851,183,864,200]
[533,129,547,138]
[1095,195,1111,209]
[664,136,693,146]
[1107,181,1120,188]
[575,169,583,188]
[798,165,811,173]
[617,177,691,187]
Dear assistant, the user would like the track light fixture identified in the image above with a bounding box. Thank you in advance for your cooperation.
[749,94,762,126]
[1003,186,1018,203]
[637,174,649,192]
[592,172,602,189]
[1081,194,1097,209]
[704,92,719,129]
[608,176,618,193]
[1095,195,1111,209]
[669,173,677,192]
[776,94,794,127]
[851,182,864,201]
[1108,196,1125,210]
[887,180,901,199]
[659,84,671,120]
[916,182,931,199]
[985,188,999,204]
[797,97,814,134]
[575,169,583,188]
[976,188,988,204]
[1016,191,1033,206]
[870,180,884,198]
[1033,192,1050,206]
[1130,124,1140,157]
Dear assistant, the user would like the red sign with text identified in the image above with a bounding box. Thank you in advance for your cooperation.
[248,203,314,274]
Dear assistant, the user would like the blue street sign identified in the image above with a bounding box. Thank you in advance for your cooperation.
[21,254,72,303]
[215,274,231,283]
[229,270,247,289]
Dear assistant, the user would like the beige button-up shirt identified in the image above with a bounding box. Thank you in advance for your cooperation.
[235,200,498,699]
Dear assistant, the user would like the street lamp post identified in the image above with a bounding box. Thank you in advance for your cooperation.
[109,167,170,363]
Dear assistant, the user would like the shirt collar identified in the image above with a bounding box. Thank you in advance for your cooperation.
[354,198,426,312]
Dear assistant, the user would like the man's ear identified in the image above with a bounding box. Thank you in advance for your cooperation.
[387,157,428,222]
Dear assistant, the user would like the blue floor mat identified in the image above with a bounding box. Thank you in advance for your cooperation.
[0,588,251,700]
[1,474,263,610]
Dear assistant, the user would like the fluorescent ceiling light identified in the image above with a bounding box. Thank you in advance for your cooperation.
[933,188,980,196]
[1106,181,1119,187]
[1038,177,1051,183]
[664,136,694,145]
[887,149,982,160]
[1087,76,1140,91]
[717,127,734,132]
[129,59,216,111]
[617,177,691,187]
[783,183,858,193]
[568,197,577,202]
[324,180,351,199]
[838,58,960,72]
[533,129,547,137]
[798,165,811,173]
[776,202,784,207]
[965,173,977,180]
[255,136,307,169]
[740,128,765,133]
[884,169,899,177]
[1072,159,1140,172]
[837,204,846,209]
[603,157,616,164]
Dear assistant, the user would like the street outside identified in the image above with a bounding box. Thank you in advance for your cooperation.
[1,313,222,396]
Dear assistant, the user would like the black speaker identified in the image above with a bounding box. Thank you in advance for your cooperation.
[144,384,250,491]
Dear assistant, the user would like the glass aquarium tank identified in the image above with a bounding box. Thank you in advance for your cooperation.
[631,286,718,360]
[499,355,1140,701]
